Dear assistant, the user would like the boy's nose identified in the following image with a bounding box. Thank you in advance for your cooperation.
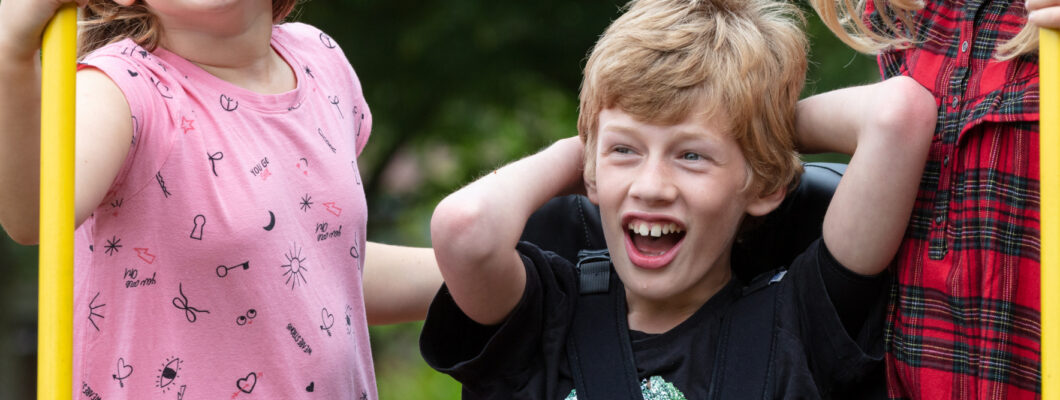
[628,159,677,205]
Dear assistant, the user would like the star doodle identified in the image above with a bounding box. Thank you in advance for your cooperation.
[104,236,123,256]
[300,194,313,212]
[180,116,195,134]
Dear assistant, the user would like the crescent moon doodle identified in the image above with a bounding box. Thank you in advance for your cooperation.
[264,211,276,231]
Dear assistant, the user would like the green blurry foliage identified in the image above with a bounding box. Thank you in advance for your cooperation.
[0,1,878,399]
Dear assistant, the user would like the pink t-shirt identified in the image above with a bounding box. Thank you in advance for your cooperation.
[72,23,375,399]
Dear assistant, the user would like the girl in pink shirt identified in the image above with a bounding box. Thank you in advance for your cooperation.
[0,1,439,398]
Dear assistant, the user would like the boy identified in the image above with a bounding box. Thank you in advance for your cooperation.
[422,0,936,398]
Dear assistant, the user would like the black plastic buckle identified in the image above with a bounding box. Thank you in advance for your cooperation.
[575,249,611,295]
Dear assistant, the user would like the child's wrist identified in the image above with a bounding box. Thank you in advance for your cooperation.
[0,29,39,65]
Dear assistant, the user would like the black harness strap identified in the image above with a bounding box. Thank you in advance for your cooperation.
[709,269,784,400]
[567,249,643,400]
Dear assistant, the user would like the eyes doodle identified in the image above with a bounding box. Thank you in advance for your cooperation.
[236,309,257,326]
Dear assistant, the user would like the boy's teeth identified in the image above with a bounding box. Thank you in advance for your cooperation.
[628,221,682,237]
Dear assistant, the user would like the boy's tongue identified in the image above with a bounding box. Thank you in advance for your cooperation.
[631,233,681,256]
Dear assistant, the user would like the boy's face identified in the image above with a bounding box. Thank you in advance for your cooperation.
[587,107,782,312]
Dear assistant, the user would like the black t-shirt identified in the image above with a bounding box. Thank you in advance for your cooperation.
[420,239,886,399]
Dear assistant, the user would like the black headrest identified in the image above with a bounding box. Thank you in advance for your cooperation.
[520,162,846,282]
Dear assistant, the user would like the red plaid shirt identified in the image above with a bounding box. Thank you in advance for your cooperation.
[868,0,1041,398]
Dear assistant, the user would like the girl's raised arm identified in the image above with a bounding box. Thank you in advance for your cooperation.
[0,0,132,245]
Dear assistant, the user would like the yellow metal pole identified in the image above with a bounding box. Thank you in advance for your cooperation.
[1042,27,1060,400]
[38,4,76,400]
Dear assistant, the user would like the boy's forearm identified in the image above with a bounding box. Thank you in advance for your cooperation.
[435,138,583,260]
[431,137,583,324]
[794,86,863,155]
[814,77,936,275]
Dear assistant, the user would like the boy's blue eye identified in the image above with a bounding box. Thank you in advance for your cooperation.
[681,152,702,161]
[615,147,633,154]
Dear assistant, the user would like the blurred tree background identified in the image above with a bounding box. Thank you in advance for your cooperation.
[0,0,879,398]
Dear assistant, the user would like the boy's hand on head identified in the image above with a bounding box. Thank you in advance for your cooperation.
[0,0,85,60]
[552,136,587,197]
[1028,0,1060,28]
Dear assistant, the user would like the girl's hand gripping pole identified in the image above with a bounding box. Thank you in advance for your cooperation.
[38,4,76,400]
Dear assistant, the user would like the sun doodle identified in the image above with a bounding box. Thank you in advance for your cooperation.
[281,243,308,290]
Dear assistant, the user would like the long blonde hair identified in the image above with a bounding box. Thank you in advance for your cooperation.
[579,0,807,198]
[78,0,300,59]
[806,0,1036,59]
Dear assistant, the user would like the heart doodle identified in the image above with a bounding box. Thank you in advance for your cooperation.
[322,308,334,326]
[236,372,257,393]
[320,308,335,336]
[112,357,133,387]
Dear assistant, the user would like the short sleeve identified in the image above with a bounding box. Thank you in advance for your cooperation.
[786,239,887,389]
[78,41,181,203]
[272,22,372,156]
[419,242,577,392]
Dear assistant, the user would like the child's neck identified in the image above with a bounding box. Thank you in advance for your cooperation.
[624,267,732,334]
[160,19,296,95]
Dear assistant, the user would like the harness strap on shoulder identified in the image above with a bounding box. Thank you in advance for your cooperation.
[709,269,783,399]
[567,249,643,400]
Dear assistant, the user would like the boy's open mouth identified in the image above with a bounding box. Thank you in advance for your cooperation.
[624,220,686,269]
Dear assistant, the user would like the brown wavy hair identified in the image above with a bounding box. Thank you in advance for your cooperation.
[806,0,1036,59]
[78,0,299,59]
[579,0,807,198]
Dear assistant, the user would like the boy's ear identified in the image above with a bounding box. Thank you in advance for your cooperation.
[584,171,599,205]
[745,187,786,217]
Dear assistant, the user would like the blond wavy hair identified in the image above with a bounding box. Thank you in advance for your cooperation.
[78,0,299,59]
[579,0,807,198]
[806,0,1036,59]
